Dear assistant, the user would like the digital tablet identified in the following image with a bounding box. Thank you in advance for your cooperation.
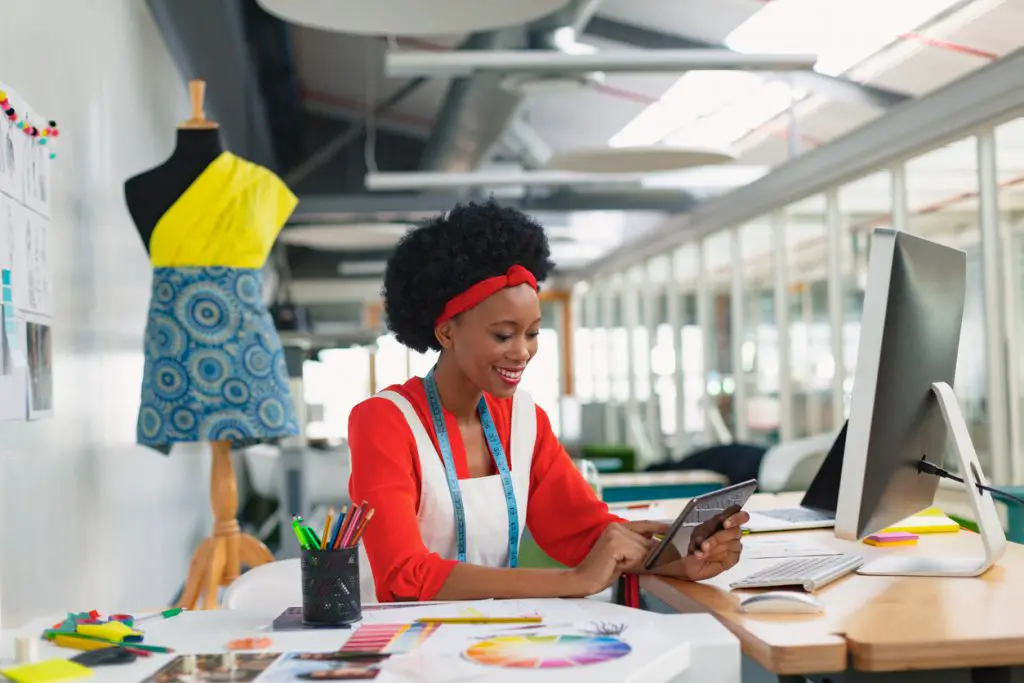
[643,479,758,571]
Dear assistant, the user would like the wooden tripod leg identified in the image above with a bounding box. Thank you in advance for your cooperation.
[239,533,275,568]
[177,537,213,610]
[203,536,227,611]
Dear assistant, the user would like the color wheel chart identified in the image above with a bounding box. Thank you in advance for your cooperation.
[465,634,631,669]
[341,622,439,654]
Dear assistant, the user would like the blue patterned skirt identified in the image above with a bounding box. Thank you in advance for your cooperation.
[138,267,299,454]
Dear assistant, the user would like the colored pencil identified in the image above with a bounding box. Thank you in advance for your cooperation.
[415,617,542,625]
[321,509,334,550]
[329,506,347,548]
[334,504,358,549]
[347,508,375,548]
[340,502,366,549]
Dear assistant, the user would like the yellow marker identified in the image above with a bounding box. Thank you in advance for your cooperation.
[76,622,140,642]
[416,617,542,625]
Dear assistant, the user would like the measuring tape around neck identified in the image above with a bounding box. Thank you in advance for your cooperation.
[423,369,520,567]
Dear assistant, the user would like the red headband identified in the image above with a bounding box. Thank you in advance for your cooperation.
[435,265,538,327]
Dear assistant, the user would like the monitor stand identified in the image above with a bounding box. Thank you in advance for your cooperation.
[857,381,1006,578]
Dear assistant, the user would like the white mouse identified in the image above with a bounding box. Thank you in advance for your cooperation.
[739,591,824,614]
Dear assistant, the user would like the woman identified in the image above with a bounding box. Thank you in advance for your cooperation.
[348,200,748,603]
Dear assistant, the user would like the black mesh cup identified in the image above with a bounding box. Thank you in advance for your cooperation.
[300,545,362,626]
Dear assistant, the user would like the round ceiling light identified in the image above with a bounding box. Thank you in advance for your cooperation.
[279,223,413,251]
[546,146,736,174]
[257,0,572,36]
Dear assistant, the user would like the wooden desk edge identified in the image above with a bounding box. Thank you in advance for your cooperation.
[642,575,848,675]
[847,636,1024,672]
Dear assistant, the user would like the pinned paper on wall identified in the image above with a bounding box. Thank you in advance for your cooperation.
[0,80,53,421]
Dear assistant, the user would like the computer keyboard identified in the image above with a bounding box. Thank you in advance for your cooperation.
[754,507,834,523]
[730,554,864,592]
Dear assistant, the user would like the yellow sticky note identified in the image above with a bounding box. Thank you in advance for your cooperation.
[882,509,960,535]
[1,659,93,683]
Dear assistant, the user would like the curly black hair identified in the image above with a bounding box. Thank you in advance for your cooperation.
[383,199,555,353]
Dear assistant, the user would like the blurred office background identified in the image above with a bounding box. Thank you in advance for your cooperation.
[4,0,1024,624]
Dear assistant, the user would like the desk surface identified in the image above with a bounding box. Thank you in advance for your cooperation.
[641,493,1024,675]
[3,600,740,683]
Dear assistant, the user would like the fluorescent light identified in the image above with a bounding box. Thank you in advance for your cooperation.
[725,0,963,77]
[610,72,804,149]
[610,0,961,150]
[610,71,763,147]
[663,80,804,148]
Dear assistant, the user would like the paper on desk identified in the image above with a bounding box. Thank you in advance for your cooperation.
[376,613,692,683]
[741,536,842,560]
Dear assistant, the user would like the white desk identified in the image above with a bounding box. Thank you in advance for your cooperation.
[1,600,740,683]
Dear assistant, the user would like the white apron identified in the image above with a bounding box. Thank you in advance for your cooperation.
[358,389,536,601]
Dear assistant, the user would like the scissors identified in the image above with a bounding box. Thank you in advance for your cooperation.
[71,647,138,667]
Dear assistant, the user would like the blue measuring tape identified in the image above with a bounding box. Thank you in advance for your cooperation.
[423,369,519,567]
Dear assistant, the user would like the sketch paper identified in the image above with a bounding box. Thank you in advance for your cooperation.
[11,207,51,317]
[0,84,54,420]
[0,367,28,421]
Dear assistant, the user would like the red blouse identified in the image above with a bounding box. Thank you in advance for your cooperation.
[348,377,623,602]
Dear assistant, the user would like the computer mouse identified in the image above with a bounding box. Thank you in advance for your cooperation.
[739,591,824,614]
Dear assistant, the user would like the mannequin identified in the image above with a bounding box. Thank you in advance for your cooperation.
[124,80,299,609]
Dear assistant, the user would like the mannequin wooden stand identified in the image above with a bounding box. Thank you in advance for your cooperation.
[171,81,273,610]
[177,441,274,610]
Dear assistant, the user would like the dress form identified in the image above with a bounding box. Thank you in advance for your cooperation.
[124,80,275,609]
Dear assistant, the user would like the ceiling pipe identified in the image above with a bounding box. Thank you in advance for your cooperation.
[368,169,649,190]
[418,30,526,171]
[418,0,614,172]
[387,49,818,78]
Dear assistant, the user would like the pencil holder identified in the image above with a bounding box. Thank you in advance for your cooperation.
[300,545,362,626]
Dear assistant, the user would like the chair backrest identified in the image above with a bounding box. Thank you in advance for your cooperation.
[757,430,839,493]
[223,547,378,611]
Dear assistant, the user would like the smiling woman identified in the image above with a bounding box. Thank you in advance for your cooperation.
[347,200,748,603]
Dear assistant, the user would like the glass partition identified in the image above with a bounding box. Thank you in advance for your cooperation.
[673,244,704,443]
[703,232,735,439]
[838,170,892,416]
[906,137,987,474]
[785,194,834,438]
[996,116,1024,485]
[738,217,778,442]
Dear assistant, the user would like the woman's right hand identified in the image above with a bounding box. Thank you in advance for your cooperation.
[568,522,661,596]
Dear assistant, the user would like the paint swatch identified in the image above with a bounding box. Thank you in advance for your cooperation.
[465,634,631,669]
[340,622,438,654]
[1,268,15,363]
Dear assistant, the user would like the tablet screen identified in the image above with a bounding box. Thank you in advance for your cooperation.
[644,479,757,570]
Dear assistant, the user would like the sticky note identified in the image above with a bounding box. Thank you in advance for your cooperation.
[1,659,93,683]
[864,531,919,547]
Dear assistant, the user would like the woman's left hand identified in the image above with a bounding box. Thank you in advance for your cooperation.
[652,510,750,581]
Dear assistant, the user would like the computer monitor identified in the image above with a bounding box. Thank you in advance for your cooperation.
[834,228,1005,577]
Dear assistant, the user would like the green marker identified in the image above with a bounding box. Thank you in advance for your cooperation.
[135,607,185,623]
[292,519,309,549]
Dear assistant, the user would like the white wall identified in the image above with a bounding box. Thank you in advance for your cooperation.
[0,0,210,625]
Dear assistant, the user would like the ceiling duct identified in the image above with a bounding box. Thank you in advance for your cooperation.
[419,0,609,172]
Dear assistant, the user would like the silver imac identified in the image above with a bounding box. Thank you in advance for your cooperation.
[834,228,1006,577]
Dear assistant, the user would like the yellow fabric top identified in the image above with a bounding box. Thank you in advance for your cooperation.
[149,152,298,268]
